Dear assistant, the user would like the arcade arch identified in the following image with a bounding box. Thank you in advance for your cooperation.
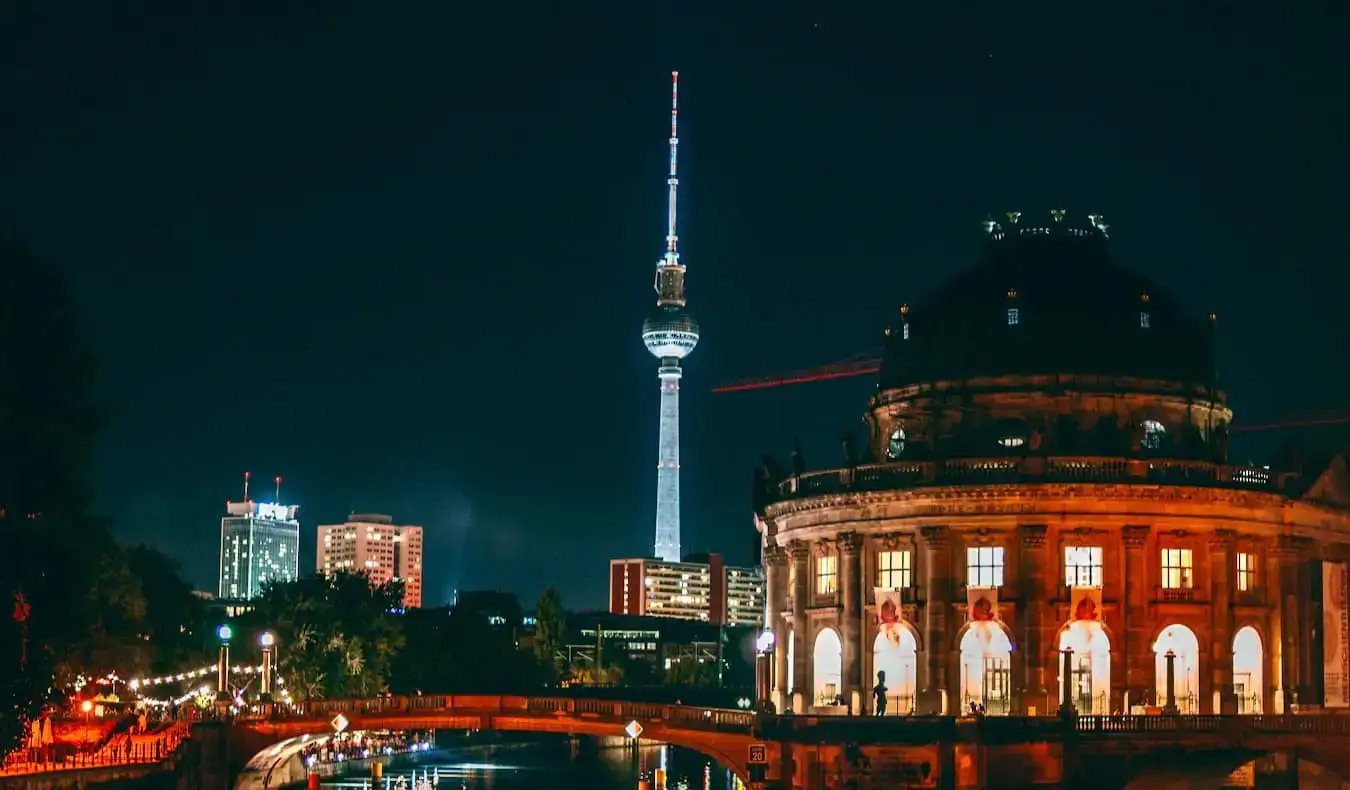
[872,624,918,715]
[1057,620,1111,714]
[959,622,1012,715]
[1233,626,1264,714]
[813,627,842,706]
[1154,624,1201,713]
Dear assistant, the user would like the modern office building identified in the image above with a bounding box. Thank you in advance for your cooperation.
[316,513,424,609]
[218,498,301,601]
[609,553,764,627]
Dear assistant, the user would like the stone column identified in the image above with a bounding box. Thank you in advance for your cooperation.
[787,539,811,705]
[920,526,952,714]
[1121,526,1151,704]
[1209,529,1235,713]
[839,531,864,710]
[1264,541,1285,713]
[1274,537,1303,709]
[765,544,790,711]
[1019,525,1049,714]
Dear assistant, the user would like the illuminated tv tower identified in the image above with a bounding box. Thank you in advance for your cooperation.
[641,71,699,563]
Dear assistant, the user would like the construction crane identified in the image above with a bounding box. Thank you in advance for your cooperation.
[710,358,1350,433]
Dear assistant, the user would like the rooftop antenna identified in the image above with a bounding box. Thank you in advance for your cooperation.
[663,70,680,271]
[275,476,282,502]
[243,471,251,502]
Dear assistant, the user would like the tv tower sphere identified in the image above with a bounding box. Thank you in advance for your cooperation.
[642,304,699,360]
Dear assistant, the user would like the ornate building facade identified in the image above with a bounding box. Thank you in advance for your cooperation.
[756,212,1350,718]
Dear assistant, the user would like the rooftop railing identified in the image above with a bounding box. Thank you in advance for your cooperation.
[773,457,1285,502]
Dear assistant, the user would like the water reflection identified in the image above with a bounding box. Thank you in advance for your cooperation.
[319,736,744,790]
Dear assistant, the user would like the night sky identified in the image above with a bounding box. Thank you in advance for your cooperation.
[3,4,1347,609]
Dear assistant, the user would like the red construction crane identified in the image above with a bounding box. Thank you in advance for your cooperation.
[711,359,1350,432]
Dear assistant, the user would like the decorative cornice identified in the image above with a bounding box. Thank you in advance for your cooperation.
[876,532,910,551]
[786,540,811,562]
[1122,525,1150,548]
[1209,529,1235,551]
[919,526,949,550]
[838,531,864,555]
[1019,524,1047,548]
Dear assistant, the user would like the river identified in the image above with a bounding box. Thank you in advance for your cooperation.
[317,735,744,790]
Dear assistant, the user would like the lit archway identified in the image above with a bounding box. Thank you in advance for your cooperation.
[1233,626,1264,714]
[1057,621,1111,714]
[959,622,1013,715]
[813,627,842,707]
[873,625,918,715]
[786,631,795,693]
[1154,624,1201,713]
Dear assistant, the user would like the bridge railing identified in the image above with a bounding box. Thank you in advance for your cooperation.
[235,695,756,737]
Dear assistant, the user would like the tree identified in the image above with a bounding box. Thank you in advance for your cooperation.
[123,545,207,673]
[665,658,720,689]
[0,240,118,756]
[243,572,405,700]
[532,586,565,683]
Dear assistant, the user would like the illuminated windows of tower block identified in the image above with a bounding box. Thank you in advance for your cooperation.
[218,473,300,601]
[316,513,424,609]
[609,553,764,628]
[640,70,698,563]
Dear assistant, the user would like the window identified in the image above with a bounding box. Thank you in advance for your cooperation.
[1007,307,1020,326]
[878,550,912,589]
[1237,552,1257,592]
[902,323,910,340]
[887,427,906,460]
[998,436,1025,448]
[1140,311,1151,328]
[1142,420,1166,450]
[1064,546,1103,587]
[817,555,838,595]
[1161,548,1193,589]
[966,546,1005,587]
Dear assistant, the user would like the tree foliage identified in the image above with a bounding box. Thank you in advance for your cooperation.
[389,605,539,694]
[532,586,565,682]
[242,572,406,700]
[0,241,117,755]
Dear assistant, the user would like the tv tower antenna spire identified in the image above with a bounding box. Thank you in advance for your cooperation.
[641,71,699,563]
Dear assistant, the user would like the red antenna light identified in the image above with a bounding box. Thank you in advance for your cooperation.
[274,476,282,502]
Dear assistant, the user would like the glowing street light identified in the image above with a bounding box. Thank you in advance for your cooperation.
[216,624,233,643]
[258,631,278,701]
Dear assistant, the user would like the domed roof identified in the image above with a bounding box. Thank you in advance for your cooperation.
[879,213,1216,391]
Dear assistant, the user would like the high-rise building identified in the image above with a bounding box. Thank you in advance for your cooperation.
[316,513,423,609]
[609,553,764,628]
[640,71,699,563]
[218,492,301,601]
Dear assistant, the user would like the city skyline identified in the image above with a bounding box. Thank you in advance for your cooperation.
[4,4,1346,611]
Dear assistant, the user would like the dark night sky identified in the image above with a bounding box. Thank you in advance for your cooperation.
[3,3,1348,609]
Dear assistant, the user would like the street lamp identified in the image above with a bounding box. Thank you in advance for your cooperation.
[215,624,233,704]
[755,630,776,713]
[80,700,92,749]
[258,631,277,701]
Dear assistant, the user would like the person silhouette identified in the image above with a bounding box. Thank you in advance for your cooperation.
[873,670,888,716]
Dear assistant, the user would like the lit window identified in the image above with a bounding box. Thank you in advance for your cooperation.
[1140,311,1151,328]
[1237,552,1257,592]
[1142,420,1166,450]
[1161,548,1193,589]
[902,323,910,340]
[966,546,1004,587]
[887,427,906,460]
[1007,307,1019,326]
[998,436,1025,448]
[817,555,838,595]
[878,550,912,589]
[1064,546,1103,587]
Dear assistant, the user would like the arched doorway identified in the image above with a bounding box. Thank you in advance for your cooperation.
[1154,624,1201,713]
[959,623,1013,715]
[1232,626,1264,714]
[873,625,918,715]
[813,627,842,707]
[1057,621,1111,714]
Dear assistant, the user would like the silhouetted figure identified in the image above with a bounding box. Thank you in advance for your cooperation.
[873,671,888,716]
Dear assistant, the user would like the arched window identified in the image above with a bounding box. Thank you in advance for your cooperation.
[1142,420,1166,451]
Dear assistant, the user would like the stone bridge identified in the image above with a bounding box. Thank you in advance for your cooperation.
[229,695,1350,789]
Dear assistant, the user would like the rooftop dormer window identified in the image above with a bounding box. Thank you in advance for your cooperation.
[887,427,906,460]
[1140,311,1150,328]
[1142,420,1166,451]
[1007,307,1020,326]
